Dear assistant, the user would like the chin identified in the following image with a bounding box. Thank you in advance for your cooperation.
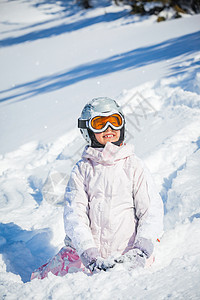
[105,139,117,143]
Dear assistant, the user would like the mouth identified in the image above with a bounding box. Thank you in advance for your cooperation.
[103,134,115,139]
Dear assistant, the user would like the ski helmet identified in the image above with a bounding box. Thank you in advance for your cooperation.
[78,97,125,147]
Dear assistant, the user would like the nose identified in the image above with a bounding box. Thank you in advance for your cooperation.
[104,126,112,132]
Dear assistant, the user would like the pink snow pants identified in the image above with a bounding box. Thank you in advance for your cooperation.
[31,246,86,280]
[31,246,155,280]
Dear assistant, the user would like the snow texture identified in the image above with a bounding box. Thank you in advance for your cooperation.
[0,0,200,299]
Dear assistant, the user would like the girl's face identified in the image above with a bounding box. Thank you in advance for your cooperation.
[94,127,120,145]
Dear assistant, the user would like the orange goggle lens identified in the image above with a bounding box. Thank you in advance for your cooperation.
[90,114,123,131]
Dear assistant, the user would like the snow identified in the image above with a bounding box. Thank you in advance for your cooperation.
[0,0,200,298]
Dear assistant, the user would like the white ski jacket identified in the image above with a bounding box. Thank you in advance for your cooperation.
[64,142,163,258]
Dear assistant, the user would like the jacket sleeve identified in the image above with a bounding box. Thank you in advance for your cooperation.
[63,161,96,256]
[132,156,164,245]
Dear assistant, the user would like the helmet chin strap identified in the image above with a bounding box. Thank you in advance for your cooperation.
[88,127,125,148]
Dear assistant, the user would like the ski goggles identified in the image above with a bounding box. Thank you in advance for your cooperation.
[78,112,124,133]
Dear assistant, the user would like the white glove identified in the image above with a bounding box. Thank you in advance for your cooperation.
[80,248,115,272]
[80,247,100,270]
[114,237,154,269]
[89,257,115,272]
[114,248,146,268]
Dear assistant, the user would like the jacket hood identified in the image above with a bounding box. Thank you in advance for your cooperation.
[82,142,134,165]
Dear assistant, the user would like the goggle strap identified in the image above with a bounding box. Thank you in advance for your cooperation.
[78,118,88,129]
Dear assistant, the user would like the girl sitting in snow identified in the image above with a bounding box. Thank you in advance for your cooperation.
[31,97,163,279]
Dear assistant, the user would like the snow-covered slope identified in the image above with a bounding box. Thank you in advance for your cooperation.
[0,1,200,299]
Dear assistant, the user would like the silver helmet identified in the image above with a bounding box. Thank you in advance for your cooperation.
[78,97,125,146]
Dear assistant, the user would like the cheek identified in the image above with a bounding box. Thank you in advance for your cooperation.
[116,131,120,139]
[94,133,103,143]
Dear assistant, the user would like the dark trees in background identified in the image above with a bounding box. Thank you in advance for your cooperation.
[77,0,200,13]
[115,0,200,13]
[114,0,200,21]
[77,0,200,21]
[78,0,92,9]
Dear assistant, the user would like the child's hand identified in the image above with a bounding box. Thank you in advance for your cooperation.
[114,238,154,270]
[89,257,115,272]
[80,247,100,270]
[81,248,115,272]
[114,248,146,269]
[133,237,154,259]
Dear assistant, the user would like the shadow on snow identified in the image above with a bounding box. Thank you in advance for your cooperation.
[0,222,56,282]
[0,10,128,48]
[0,31,200,104]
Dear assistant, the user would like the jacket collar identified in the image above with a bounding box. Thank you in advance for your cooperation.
[82,142,134,165]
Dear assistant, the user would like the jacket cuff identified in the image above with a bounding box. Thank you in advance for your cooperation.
[77,239,97,257]
[133,237,154,258]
